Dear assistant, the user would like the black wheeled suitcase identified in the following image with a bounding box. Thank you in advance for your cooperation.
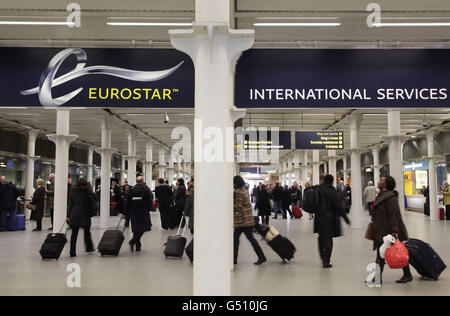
[404,238,447,281]
[185,239,194,263]
[164,216,187,259]
[39,224,67,260]
[267,235,297,263]
[98,219,126,257]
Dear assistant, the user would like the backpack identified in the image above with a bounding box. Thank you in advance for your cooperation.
[290,190,299,202]
[304,186,327,214]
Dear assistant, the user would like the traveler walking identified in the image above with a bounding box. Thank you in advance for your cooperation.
[364,181,378,212]
[123,176,153,252]
[184,179,194,234]
[30,179,46,231]
[314,175,351,268]
[46,174,55,230]
[66,178,96,257]
[302,182,314,220]
[155,178,174,230]
[174,178,187,227]
[233,176,266,265]
[255,184,271,225]
[0,176,21,231]
[272,183,285,219]
[282,185,292,219]
[370,176,412,284]
[344,184,352,213]
[289,182,302,208]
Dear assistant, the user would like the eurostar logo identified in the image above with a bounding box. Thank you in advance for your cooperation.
[20,48,184,107]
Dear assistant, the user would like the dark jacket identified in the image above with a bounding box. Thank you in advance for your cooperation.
[314,182,351,238]
[0,182,20,209]
[155,184,174,207]
[282,189,291,209]
[289,187,302,203]
[371,190,409,249]
[30,186,46,221]
[175,184,187,210]
[124,184,153,233]
[272,185,283,201]
[256,189,271,216]
[184,187,194,230]
[67,187,95,227]
[46,181,55,209]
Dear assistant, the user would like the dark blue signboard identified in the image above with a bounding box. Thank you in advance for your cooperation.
[0,48,194,108]
[239,167,259,174]
[295,131,344,150]
[243,130,291,150]
[236,49,450,108]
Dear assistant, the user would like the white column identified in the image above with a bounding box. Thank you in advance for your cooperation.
[186,162,192,181]
[97,117,115,229]
[177,159,183,181]
[25,129,40,219]
[120,155,127,185]
[144,141,154,190]
[324,161,328,175]
[47,109,78,233]
[349,114,363,228]
[312,150,321,185]
[302,151,309,187]
[386,110,406,213]
[328,150,337,187]
[125,130,138,186]
[168,153,175,185]
[343,155,349,185]
[170,1,254,295]
[87,146,95,187]
[372,147,381,188]
[292,155,300,185]
[427,131,438,221]
[158,149,166,180]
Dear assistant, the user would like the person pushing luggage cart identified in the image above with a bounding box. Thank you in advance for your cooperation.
[122,176,153,252]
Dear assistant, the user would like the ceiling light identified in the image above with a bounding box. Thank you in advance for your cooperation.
[107,22,192,27]
[0,21,75,26]
[256,17,339,20]
[254,22,341,27]
[374,22,450,27]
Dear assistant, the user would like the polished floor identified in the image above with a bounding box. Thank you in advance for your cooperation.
[0,210,449,296]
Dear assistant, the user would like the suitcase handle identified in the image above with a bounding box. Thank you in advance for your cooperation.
[116,217,127,233]
[176,215,188,237]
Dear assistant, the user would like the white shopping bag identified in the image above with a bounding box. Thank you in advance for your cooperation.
[379,234,396,259]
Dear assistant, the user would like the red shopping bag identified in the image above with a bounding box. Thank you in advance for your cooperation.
[385,240,410,269]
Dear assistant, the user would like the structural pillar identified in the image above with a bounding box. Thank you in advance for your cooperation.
[170,0,254,295]
[158,149,166,180]
[343,155,349,185]
[384,110,407,213]
[168,153,175,185]
[427,131,438,221]
[25,129,40,219]
[47,109,78,233]
[349,114,363,229]
[328,150,337,187]
[302,151,309,187]
[372,147,381,188]
[121,155,127,185]
[87,146,95,188]
[125,130,139,186]
[144,141,155,190]
[312,150,321,185]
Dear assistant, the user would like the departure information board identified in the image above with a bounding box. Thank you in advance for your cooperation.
[243,131,291,150]
[295,131,344,150]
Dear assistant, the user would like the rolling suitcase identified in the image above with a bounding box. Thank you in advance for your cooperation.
[185,239,194,263]
[15,214,26,231]
[39,224,67,260]
[440,207,445,220]
[164,216,187,259]
[267,235,297,263]
[292,206,303,219]
[404,238,447,281]
[98,218,126,257]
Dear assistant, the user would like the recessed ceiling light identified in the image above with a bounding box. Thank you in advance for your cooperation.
[254,22,341,27]
[107,22,192,27]
[0,21,75,26]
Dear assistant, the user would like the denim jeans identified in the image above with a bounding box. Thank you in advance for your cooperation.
[273,201,285,218]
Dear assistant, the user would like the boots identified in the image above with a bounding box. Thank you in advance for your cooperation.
[396,266,413,284]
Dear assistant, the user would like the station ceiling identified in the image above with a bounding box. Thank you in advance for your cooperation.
[0,1,450,163]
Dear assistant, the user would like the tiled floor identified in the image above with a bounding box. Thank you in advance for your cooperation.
[0,211,449,296]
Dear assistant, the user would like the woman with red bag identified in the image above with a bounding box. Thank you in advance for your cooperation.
[370,176,413,284]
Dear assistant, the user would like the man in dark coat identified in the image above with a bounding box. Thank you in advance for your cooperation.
[174,178,187,228]
[0,177,21,231]
[314,175,351,268]
[272,183,285,219]
[30,179,46,231]
[124,176,153,252]
[155,178,174,230]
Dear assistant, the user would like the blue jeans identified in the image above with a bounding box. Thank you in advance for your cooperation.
[273,201,285,218]
[2,208,16,231]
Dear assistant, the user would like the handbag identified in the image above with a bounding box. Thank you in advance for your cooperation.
[365,222,374,241]
[385,240,410,269]
[26,202,36,211]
